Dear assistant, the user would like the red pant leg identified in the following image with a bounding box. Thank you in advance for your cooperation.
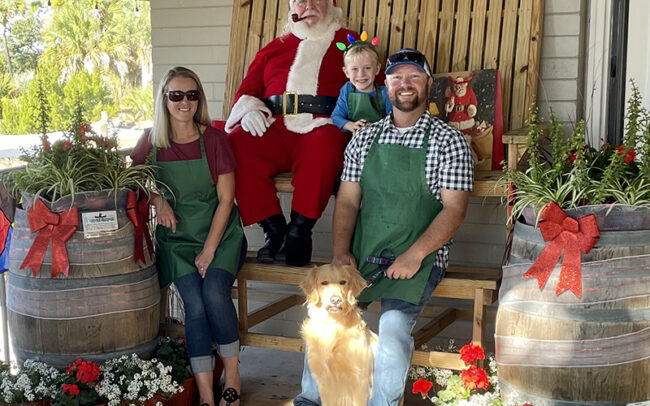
[228,123,292,225]
[290,124,349,219]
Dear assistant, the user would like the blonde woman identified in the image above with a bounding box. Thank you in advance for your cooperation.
[131,66,245,406]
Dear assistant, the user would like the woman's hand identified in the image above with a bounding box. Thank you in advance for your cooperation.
[153,195,177,232]
[195,248,215,278]
[343,119,367,134]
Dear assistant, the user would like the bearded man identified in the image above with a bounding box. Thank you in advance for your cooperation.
[225,0,354,266]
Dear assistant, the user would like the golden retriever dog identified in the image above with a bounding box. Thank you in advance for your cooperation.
[299,264,378,406]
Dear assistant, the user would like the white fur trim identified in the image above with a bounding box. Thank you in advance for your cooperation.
[225,95,274,133]
[284,23,338,133]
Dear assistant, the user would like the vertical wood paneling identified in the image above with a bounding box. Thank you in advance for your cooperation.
[436,0,454,73]
[363,0,379,37]
[499,0,519,131]
[484,0,503,69]
[451,0,471,71]
[376,0,392,61]
[510,0,533,129]
[403,0,420,49]
[388,0,407,55]
[420,0,440,69]
[468,0,488,70]
[277,0,289,38]
[263,0,279,48]
[245,0,266,69]
[348,0,363,32]
[337,0,350,18]
[223,0,251,118]
[524,0,545,123]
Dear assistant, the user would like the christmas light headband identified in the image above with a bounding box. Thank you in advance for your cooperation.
[336,31,380,58]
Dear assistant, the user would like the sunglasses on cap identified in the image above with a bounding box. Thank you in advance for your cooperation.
[165,90,201,102]
[385,49,431,75]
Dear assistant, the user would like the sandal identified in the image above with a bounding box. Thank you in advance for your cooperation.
[221,387,240,406]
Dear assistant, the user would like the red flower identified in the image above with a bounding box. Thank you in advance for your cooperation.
[412,378,433,396]
[459,343,485,365]
[62,384,80,395]
[67,359,100,383]
[63,141,72,149]
[523,404,535,406]
[569,153,576,161]
[460,365,490,390]
[79,123,90,133]
[616,145,636,164]
[43,140,51,150]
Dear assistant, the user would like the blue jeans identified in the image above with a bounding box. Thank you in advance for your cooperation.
[174,267,240,373]
[293,266,446,406]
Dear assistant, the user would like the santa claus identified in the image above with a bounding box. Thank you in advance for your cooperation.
[444,75,478,134]
[225,0,354,266]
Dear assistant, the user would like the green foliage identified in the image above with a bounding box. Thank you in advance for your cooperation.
[500,81,650,223]
[5,108,158,201]
[154,337,193,384]
[118,84,154,122]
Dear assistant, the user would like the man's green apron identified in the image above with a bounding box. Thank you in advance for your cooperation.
[153,132,243,287]
[352,129,443,304]
[347,86,386,123]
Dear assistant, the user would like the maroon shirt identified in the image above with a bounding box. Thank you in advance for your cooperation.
[131,126,236,185]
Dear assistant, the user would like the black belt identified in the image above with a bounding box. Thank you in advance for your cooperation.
[264,93,337,116]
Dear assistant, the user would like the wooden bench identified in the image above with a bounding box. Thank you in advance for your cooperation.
[236,259,500,370]
[221,0,544,369]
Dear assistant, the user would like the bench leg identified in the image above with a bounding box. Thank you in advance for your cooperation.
[237,274,249,333]
[472,288,492,348]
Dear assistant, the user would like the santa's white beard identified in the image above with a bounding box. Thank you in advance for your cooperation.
[289,5,341,40]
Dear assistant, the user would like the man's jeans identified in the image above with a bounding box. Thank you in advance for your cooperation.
[293,266,446,406]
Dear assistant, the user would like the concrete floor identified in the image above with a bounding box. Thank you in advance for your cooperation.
[237,346,430,405]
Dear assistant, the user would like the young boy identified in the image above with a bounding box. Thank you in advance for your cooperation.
[331,42,392,133]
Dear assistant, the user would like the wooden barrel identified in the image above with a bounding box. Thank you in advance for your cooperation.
[8,190,160,369]
[496,205,650,406]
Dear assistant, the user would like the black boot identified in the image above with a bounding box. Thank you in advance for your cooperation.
[257,214,287,263]
[283,211,317,266]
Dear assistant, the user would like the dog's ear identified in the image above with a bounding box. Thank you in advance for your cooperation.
[300,266,321,306]
[343,265,367,301]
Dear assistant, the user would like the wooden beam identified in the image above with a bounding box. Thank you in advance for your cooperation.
[241,332,305,353]
[413,308,457,348]
[247,294,303,328]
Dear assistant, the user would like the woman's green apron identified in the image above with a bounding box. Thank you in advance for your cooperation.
[347,86,386,123]
[153,132,243,287]
[352,129,443,304]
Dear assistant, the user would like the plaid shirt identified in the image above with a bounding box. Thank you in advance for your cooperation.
[342,111,474,269]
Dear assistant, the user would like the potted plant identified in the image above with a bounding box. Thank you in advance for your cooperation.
[51,359,105,406]
[501,82,650,225]
[154,338,195,406]
[1,109,162,369]
[94,353,182,406]
[0,360,61,406]
[495,82,650,404]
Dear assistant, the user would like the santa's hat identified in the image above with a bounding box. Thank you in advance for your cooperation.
[449,74,474,84]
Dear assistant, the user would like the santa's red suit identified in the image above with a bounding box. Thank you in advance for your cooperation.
[225,21,354,226]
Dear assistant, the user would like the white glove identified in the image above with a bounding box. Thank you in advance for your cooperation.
[241,110,271,137]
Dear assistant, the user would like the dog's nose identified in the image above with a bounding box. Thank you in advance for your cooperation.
[330,295,342,305]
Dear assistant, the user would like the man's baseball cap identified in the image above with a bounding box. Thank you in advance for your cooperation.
[385,48,432,76]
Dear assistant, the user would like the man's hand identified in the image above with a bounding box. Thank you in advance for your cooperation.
[332,251,358,268]
[343,119,367,134]
[386,251,423,280]
[241,110,271,137]
[153,195,177,233]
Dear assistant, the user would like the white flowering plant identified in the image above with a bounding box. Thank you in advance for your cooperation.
[0,359,61,404]
[95,354,183,406]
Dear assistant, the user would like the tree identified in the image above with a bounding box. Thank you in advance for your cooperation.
[0,0,26,76]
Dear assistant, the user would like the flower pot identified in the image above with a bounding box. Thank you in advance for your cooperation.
[166,378,197,406]
[496,205,650,405]
[7,401,51,406]
[7,190,160,369]
[143,394,168,406]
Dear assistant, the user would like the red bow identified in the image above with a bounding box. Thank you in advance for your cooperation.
[523,202,600,298]
[126,190,153,264]
[20,199,78,278]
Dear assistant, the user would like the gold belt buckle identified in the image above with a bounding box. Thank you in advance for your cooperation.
[283,91,299,116]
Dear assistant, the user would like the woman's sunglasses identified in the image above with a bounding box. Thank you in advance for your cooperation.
[165,90,200,102]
